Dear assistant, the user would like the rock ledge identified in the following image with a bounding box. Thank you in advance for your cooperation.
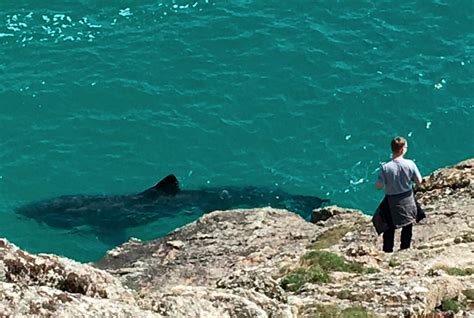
[1,158,472,317]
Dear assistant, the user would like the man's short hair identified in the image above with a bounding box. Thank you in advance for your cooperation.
[391,136,407,153]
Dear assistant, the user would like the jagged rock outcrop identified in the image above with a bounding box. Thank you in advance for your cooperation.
[97,207,317,317]
[97,208,317,291]
[0,158,472,317]
[0,239,159,317]
[0,239,134,302]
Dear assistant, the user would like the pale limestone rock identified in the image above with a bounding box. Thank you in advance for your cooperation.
[0,158,473,317]
[0,239,134,304]
[137,285,292,318]
[166,240,185,249]
[97,208,319,292]
[0,282,159,317]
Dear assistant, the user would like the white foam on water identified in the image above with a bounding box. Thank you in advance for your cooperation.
[6,26,20,32]
[350,178,364,185]
[119,8,133,17]
[53,14,65,21]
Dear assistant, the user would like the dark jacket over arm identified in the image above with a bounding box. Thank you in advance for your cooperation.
[372,197,390,235]
[372,195,425,235]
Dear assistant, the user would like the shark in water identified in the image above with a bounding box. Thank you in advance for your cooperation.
[16,175,329,244]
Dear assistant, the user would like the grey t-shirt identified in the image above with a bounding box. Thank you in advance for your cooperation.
[377,158,421,195]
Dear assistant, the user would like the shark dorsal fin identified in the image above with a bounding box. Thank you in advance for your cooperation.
[153,174,180,195]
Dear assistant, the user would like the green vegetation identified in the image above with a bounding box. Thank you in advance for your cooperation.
[280,266,330,292]
[462,289,474,301]
[445,267,474,276]
[281,250,378,292]
[437,265,474,276]
[365,267,379,274]
[341,306,375,318]
[311,304,340,318]
[388,259,401,268]
[302,250,378,274]
[462,232,474,243]
[439,297,463,313]
[311,304,375,318]
[309,225,353,250]
[281,222,379,293]
[280,268,305,292]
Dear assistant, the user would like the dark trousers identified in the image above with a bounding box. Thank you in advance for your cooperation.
[383,224,413,253]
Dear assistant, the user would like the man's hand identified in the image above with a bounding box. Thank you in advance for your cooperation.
[375,181,384,190]
[415,176,423,187]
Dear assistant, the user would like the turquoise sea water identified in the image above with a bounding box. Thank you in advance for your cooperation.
[1,1,473,262]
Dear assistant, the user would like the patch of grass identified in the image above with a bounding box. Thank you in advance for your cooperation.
[341,306,374,318]
[462,289,474,301]
[439,298,463,313]
[309,225,353,250]
[311,304,374,318]
[437,265,474,276]
[281,265,330,292]
[282,251,379,292]
[313,304,340,318]
[302,250,349,271]
[280,268,306,292]
[282,246,378,292]
[446,267,473,276]
[365,267,379,274]
[302,250,378,274]
[462,232,474,243]
[388,259,401,268]
[305,265,331,284]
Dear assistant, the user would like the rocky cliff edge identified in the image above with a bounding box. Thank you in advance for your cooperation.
[0,158,472,317]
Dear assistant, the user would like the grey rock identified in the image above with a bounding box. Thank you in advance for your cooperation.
[97,208,318,292]
[1,158,473,317]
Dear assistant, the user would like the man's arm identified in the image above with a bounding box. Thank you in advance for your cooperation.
[413,175,422,187]
[412,162,423,187]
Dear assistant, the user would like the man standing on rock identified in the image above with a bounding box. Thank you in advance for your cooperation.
[375,136,423,252]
